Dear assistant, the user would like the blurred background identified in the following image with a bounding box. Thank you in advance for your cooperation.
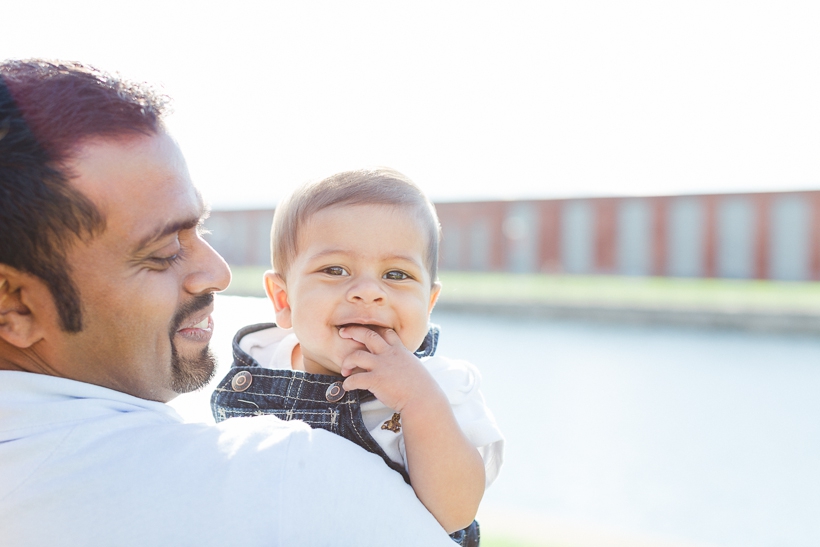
[4,2,820,545]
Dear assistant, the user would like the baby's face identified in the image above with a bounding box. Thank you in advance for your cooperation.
[274,203,440,375]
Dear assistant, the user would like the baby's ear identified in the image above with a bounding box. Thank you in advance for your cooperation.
[427,281,442,315]
[263,271,292,329]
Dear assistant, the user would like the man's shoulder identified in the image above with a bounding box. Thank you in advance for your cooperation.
[208,413,311,454]
[0,373,455,546]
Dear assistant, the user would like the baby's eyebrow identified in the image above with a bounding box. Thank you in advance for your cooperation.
[307,249,422,268]
[381,253,422,267]
[305,248,349,261]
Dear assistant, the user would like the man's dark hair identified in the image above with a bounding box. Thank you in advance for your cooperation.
[0,60,169,332]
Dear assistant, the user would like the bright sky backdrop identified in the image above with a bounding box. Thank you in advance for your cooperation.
[3,1,819,209]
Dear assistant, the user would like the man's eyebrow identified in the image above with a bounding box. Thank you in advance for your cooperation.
[133,204,210,253]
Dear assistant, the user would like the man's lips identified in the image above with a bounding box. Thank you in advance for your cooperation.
[176,308,214,342]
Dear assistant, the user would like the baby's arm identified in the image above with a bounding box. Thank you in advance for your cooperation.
[339,326,485,533]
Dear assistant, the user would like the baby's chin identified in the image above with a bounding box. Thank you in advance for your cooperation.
[301,362,341,376]
[298,350,346,377]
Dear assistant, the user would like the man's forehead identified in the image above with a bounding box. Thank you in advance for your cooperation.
[66,132,205,245]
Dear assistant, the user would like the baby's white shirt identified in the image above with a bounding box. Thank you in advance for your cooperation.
[239,326,504,488]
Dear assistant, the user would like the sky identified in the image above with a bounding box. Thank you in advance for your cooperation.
[3,1,819,209]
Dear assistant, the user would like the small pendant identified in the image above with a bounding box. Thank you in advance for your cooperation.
[381,412,401,433]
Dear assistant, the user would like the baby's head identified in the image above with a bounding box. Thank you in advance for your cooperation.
[264,168,442,375]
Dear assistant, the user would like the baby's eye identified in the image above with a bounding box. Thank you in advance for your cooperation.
[384,270,409,281]
[322,266,349,276]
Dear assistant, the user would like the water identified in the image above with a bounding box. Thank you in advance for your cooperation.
[170,296,820,547]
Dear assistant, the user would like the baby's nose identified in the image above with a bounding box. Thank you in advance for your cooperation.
[347,278,386,303]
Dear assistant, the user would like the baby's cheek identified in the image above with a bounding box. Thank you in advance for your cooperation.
[402,330,427,354]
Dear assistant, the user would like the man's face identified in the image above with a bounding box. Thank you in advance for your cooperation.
[51,132,230,402]
[273,204,440,375]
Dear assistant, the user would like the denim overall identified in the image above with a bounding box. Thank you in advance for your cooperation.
[211,323,480,547]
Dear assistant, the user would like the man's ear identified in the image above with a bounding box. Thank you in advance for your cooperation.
[428,281,442,315]
[0,265,47,349]
[263,271,293,329]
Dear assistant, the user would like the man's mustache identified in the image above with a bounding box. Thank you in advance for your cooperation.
[170,293,215,335]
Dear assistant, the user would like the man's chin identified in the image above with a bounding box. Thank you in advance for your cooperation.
[170,344,217,394]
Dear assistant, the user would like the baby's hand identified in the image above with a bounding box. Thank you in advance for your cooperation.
[338,326,440,413]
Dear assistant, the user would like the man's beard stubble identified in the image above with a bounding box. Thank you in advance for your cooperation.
[170,344,217,394]
[169,293,218,394]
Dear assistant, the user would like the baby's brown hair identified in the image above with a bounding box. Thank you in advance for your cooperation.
[271,167,441,284]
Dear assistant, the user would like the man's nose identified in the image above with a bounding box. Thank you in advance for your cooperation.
[347,276,386,304]
[183,236,232,295]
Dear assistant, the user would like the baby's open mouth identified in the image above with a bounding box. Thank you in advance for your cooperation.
[336,323,384,332]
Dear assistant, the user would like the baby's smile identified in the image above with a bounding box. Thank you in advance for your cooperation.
[335,323,397,348]
[336,322,390,332]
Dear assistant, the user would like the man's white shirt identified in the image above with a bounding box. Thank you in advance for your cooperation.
[0,370,456,546]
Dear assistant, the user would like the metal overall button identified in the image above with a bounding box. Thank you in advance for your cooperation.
[231,370,253,392]
[325,381,345,402]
